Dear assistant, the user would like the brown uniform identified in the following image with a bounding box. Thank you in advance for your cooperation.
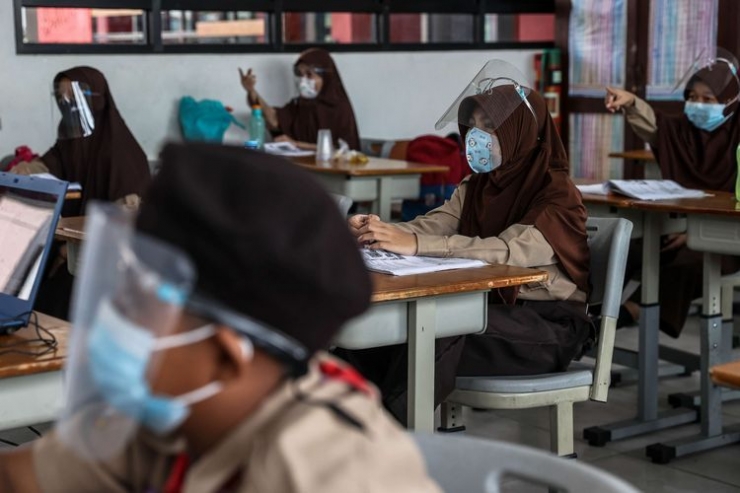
[337,177,591,424]
[32,354,441,493]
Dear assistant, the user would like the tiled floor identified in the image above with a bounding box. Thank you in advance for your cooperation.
[459,314,740,492]
[1,314,739,492]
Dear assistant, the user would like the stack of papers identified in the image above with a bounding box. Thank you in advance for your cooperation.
[361,248,487,276]
[576,180,707,201]
[263,142,315,157]
[31,173,82,192]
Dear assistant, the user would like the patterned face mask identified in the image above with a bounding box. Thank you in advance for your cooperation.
[465,127,503,173]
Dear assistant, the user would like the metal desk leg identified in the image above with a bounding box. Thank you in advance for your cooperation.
[377,177,393,222]
[407,298,437,431]
[646,252,740,463]
[584,213,697,446]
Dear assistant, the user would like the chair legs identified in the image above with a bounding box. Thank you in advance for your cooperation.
[439,402,466,433]
[550,402,576,458]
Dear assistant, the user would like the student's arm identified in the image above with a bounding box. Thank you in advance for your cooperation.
[605,87,657,146]
[8,159,49,176]
[623,97,658,146]
[0,448,41,493]
[414,223,558,266]
[393,179,470,237]
[239,68,279,130]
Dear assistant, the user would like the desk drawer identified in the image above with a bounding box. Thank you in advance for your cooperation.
[687,214,740,255]
[334,291,488,350]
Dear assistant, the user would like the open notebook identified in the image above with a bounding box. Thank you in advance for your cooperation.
[361,248,487,276]
[576,180,708,201]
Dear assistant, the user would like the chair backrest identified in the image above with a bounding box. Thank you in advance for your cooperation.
[330,193,353,217]
[585,217,633,401]
[413,433,639,493]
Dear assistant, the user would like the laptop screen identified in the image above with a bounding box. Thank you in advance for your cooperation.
[0,173,67,328]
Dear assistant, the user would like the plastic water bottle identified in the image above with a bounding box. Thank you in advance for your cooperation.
[736,143,740,202]
[249,106,265,149]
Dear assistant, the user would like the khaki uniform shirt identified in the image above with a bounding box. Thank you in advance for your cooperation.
[395,177,587,303]
[624,97,658,146]
[33,353,440,493]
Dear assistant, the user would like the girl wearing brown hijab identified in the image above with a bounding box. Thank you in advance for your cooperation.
[340,82,592,424]
[605,52,740,336]
[12,66,151,319]
[239,48,361,150]
[13,66,151,212]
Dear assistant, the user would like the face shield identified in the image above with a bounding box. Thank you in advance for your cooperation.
[57,203,196,461]
[672,47,740,104]
[58,203,312,461]
[435,60,536,132]
[53,79,96,139]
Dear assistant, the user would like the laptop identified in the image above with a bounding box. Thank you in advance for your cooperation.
[0,172,67,332]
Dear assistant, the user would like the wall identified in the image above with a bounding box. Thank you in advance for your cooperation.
[0,2,539,158]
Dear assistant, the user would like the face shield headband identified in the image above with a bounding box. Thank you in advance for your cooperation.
[186,295,310,378]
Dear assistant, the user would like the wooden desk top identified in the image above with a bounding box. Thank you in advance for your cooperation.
[292,156,448,177]
[711,361,740,389]
[608,149,656,162]
[580,193,635,208]
[630,191,740,216]
[0,312,68,379]
[55,216,86,243]
[65,191,81,200]
[370,264,548,303]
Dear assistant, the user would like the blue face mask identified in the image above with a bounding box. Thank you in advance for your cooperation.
[87,300,225,435]
[684,101,730,132]
[465,127,503,174]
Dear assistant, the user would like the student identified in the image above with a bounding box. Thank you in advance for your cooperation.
[11,66,151,320]
[341,70,592,423]
[605,51,740,336]
[0,143,440,493]
[239,48,361,150]
[11,66,151,211]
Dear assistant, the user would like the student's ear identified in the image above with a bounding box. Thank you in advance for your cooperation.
[213,326,253,379]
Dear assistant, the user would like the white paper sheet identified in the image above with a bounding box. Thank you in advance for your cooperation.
[577,180,708,201]
[263,142,315,157]
[361,248,487,276]
[31,173,82,191]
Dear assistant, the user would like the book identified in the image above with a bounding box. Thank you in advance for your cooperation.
[31,173,82,192]
[361,248,487,276]
[576,180,708,201]
[263,142,315,157]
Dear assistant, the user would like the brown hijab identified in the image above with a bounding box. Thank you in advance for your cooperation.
[459,87,590,295]
[42,66,151,210]
[653,61,740,192]
[276,48,361,150]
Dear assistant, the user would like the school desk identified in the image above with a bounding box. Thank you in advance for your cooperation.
[711,361,740,389]
[627,193,740,462]
[608,149,660,179]
[0,313,67,431]
[54,219,548,432]
[580,192,699,450]
[336,265,548,432]
[291,156,447,222]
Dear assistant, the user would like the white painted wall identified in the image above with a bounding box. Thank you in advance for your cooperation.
[0,2,538,158]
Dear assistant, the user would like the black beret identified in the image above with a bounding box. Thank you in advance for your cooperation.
[136,142,371,358]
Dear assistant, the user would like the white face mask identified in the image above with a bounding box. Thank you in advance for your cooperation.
[298,77,319,99]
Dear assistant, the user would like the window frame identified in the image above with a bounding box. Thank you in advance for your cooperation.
[14,0,556,54]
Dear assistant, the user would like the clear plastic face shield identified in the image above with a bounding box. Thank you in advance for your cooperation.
[672,47,740,104]
[435,60,536,133]
[52,78,96,139]
[58,203,196,461]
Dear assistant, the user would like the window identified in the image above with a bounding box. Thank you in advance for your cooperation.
[15,1,556,54]
[283,13,376,44]
[161,11,269,45]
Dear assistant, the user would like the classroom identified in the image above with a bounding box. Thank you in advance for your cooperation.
[1,1,739,492]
